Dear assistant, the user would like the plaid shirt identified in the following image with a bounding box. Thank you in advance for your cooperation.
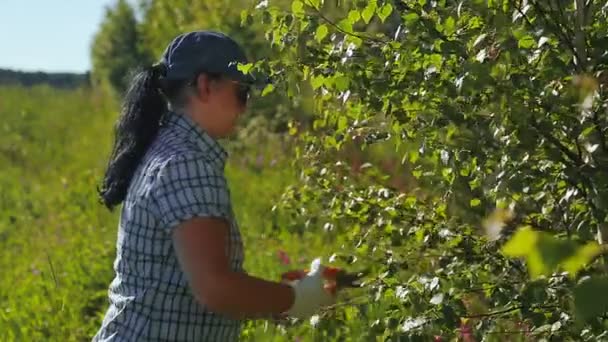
[93,111,245,341]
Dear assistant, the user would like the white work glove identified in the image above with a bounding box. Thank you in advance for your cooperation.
[283,258,336,319]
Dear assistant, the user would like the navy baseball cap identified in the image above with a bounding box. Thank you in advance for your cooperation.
[158,30,267,87]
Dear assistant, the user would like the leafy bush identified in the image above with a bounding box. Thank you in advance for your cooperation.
[239,0,608,340]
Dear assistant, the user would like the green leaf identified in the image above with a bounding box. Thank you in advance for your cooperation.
[325,135,338,148]
[378,3,393,22]
[349,35,363,47]
[338,18,353,33]
[404,12,419,24]
[562,242,602,277]
[580,125,596,138]
[409,150,420,163]
[315,24,329,42]
[436,203,447,219]
[429,54,443,69]
[503,227,585,279]
[348,10,361,24]
[334,74,350,91]
[240,10,249,26]
[308,0,320,9]
[261,84,275,96]
[292,0,304,16]
[518,35,535,49]
[533,234,577,278]
[337,116,348,132]
[470,198,481,207]
[441,167,453,180]
[237,63,253,74]
[574,276,608,322]
[362,0,377,24]
[289,125,298,136]
[444,17,456,36]
[526,250,546,278]
[311,75,325,90]
[501,226,538,257]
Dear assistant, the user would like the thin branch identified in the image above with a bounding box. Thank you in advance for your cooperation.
[530,1,581,71]
[576,135,584,160]
[396,2,458,48]
[530,120,582,166]
[551,0,577,43]
[592,107,608,153]
[464,305,523,318]
[462,273,568,294]
[303,0,387,45]
[464,304,559,319]
[484,330,542,336]
[532,1,572,43]
[512,0,576,63]
[509,103,603,224]
[533,49,548,69]
[512,0,537,29]
[554,0,566,23]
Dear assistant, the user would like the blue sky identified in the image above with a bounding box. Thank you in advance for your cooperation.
[0,0,133,73]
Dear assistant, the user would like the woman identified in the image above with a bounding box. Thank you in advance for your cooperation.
[93,30,335,341]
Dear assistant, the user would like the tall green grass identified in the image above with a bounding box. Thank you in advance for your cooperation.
[1,85,119,340]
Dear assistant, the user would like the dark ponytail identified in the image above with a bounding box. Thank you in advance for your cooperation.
[98,64,168,211]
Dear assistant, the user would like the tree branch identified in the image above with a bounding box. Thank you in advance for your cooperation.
[576,135,584,160]
[521,105,605,227]
[529,1,581,71]
[510,0,579,73]
[530,120,582,166]
[396,2,460,48]
[551,0,577,44]
[592,109,608,153]
[303,0,387,45]
[464,306,522,319]
[464,304,559,319]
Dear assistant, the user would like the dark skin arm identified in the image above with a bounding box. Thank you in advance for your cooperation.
[172,216,295,320]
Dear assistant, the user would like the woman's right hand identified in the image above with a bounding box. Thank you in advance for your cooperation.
[281,258,337,319]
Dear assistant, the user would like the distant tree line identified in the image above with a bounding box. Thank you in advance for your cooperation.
[0,68,89,89]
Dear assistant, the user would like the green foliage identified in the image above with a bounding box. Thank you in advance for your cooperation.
[0,85,118,340]
[91,0,151,95]
[237,0,608,339]
[502,226,602,279]
[574,276,608,323]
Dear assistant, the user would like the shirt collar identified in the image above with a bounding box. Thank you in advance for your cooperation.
[161,110,228,168]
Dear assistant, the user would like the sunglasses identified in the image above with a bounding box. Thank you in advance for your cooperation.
[189,72,251,105]
[232,81,251,105]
